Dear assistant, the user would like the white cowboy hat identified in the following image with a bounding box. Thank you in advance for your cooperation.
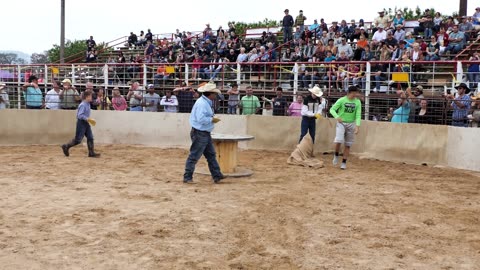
[197,81,221,94]
[62,78,72,85]
[0,83,5,90]
[308,85,323,97]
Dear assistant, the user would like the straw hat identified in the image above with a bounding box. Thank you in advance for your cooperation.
[62,79,72,85]
[308,85,323,97]
[197,81,221,94]
[0,83,5,90]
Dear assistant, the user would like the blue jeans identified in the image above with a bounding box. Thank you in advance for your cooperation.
[467,72,479,89]
[130,106,143,111]
[227,105,237,114]
[299,117,316,143]
[283,27,293,43]
[184,128,223,181]
[446,43,462,54]
[452,120,467,127]
[74,119,94,144]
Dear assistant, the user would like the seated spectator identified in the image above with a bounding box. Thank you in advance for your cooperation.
[425,36,440,61]
[239,86,260,115]
[444,25,464,56]
[336,37,354,59]
[320,31,330,47]
[404,31,415,49]
[360,45,374,61]
[136,30,146,47]
[325,39,338,56]
[324,50,336,62]
[290,46,302,62]
[391,11,405,29]
[393,24,406,42]
[467,52,480,90]
[160,90,178,113]
[236,47,248,63]
[391,90,411,123]
[191,53,203,80]
[377,42,391,61]
[459,16,474,44]
[144,40,156,63]
[384,31,398,53]
[414,9,433,38]
[371,24,387,49]
[86,49,98,63]
[343,63,360,91]
[354,35,369,60]
[112,87,127,111]
[313,41,326,62]
[302,69,320,88]
[282,47,293,62]
[436,27,449,53]
[302,40,315,61]
[473,7,480,31]
[96,89,111,110]
[433,12,443,33]
[267,42,277,62]
[288,94,303,117]
[349,27,362,42]
[444,16,455,33]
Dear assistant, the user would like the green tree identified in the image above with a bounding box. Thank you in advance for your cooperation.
[31,52,48,64]
[47,40,107,63]
[229,18,280,38]
[0,53,24,64]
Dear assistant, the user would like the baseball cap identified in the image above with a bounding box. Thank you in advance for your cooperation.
[147,84,154,89]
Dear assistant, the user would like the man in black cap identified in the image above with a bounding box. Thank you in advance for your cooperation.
[446,83,472,127]
[282,9,294,44]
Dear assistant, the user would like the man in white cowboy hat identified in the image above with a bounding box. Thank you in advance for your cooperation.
[330,85,362,170]
[183,82,225,184]
[299,85,326,143]
[0,83,9,110]
[59,78,80,110]
[447,82,471,127]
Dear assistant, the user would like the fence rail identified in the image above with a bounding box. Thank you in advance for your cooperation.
[1,61,479,127]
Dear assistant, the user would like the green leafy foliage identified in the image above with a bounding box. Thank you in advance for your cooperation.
[229,18,280,37]
[0,53,26,64]
[47,40,107,63]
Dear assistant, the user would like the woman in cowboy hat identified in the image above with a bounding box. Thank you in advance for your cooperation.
[183,82,225,184]
[299,85,326,143]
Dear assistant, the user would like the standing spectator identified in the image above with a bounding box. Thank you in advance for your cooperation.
[299,85,326,143]
[0,83,9,110]
[175,85,198,113]
[112,87,127,111]
[160,89,178,113]
[391,90,411,123]
[282,9,294,44]
[142,84,160,112]
[96,89,111,110]
[288,94,303,117]
[406,86,425,123]
[84,82,99,110]
[144,40,155,63]
[226,83,240,114]
[145,29,153,42]
[467,52,480,90]
[447,83,471,127]
[22,75,43,109]
[373,11,389,34]
[45,80,61,110]
[271,87,288,116]
[126,81,144,111]
[239,86,260,115]
[295,10,307,35]
[86,36,96,52]
[59,79,80,110]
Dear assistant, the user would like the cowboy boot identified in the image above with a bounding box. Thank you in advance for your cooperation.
[61,140,76,157]
[87,140,101,158]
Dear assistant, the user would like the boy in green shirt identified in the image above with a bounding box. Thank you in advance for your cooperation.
[329,85,362,170]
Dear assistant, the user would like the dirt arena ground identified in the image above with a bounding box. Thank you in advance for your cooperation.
[0,145,479,269]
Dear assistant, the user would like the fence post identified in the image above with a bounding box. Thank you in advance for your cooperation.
[293,63,298,97]
[456,61,463,84]
[104,64,109,87]
[365,62,371,121]
[44,64,49,87]
[143,64,147,87]
[237,63,241,86]
[185,63,189,85]
[71,64,76,84]
[17,65,21,109]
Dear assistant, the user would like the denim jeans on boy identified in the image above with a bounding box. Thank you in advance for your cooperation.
[184,128,222,181]
[299,117,316,143]
[74,119,94,144]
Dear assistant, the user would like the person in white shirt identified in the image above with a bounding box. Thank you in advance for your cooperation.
[372,24,387,49]
[45,80,61,110]
[0,83,9,110]
[160,90,178,113]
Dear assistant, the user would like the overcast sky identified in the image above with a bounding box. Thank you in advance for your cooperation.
[2,0,473,54]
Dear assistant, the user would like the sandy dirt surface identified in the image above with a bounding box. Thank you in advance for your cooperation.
[0,145,479,269]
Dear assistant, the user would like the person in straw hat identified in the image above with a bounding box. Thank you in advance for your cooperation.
[330,85,362,170]
[299,85,326,144]
[183,81,225,184]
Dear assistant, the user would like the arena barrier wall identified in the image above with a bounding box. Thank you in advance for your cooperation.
[0,110,478,172]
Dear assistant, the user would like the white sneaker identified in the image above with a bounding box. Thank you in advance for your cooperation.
[333,155,339,166]
[340,162,347,170]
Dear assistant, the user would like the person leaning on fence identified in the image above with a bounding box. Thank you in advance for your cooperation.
[112,87,127,111]
[0,83,9,110]
[447,83,472,127]
[391,90,411,123]
[22,75,44,109]
[59,79,80,110]
[127,82,144,111]
[183,82,225,184]
[299,85,326,144]
[467,94,480,127]
[45,80,61,110]
[330,85,362,170]
[61,90,100,158]
[239,86,260,115]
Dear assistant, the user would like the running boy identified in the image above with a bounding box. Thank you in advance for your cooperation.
[61,90,100,158]
[330,85,361,170]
